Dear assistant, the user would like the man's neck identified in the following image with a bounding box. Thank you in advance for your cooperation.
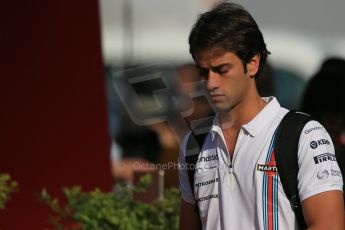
[219,95,267,131]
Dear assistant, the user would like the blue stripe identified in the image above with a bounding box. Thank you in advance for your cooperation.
[265,130,278,163]
[273,175,279,230]
[273,175,277,230]
[263,175,268,230]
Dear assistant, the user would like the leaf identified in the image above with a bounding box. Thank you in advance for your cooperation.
[38,175,181,229]
[0,173,18,209]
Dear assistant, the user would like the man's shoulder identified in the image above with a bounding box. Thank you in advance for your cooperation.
[276,107,289,120]
[180,132,192,154]
[180,116,216,158]
[298,119,331,149]
[276,110,325,140]
[300,120,325,136]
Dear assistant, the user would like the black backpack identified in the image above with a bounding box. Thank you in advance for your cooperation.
[185,110,313,229]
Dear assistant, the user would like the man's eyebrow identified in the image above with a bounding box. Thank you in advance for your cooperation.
[195,63,229,69]
[195,63,231,72]
[211,63,230,72]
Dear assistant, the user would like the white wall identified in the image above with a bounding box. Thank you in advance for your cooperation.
[99,0,345,78]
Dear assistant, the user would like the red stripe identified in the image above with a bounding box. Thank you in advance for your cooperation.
[267,150,276,230]
[267,175,273,230]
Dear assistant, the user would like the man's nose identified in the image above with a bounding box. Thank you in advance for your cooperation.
[206,71,218,91]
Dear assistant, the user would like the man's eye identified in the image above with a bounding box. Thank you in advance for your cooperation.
[219,68,229,75]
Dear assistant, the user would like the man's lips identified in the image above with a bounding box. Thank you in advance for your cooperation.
[210,94,225,101]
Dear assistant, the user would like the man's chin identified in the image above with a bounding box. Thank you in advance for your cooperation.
[213,103,232,113]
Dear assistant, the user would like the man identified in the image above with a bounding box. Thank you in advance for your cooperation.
[178,2,344,229]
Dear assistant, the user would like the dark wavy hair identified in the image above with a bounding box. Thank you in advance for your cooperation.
[189,2,270,77]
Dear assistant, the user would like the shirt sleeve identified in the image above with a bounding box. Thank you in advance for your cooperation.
[298,120,343,202]
[178,133,196,204]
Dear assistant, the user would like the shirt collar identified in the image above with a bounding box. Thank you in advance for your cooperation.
[210,96,281,138]
[242,97,280,136]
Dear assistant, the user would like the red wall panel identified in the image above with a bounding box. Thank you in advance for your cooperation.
[0,0,112,228]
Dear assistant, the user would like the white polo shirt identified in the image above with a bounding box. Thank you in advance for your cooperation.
[178,97,343,230]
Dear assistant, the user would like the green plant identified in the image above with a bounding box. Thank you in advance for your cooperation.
[0,173,18,209]
[39,174,180,230]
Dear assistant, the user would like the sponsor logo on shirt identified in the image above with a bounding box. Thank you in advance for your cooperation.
[195,178,219,188]
[304,126,323,134]
[196,194,219,202]
[313,153,336,164]
[317,170,329,180]
[310,139,330,149]
[198,154,218,163]
[331,169,342,177]
[257,161,278,176]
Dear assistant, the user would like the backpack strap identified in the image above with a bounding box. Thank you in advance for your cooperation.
[185,117,214,221]
[275,110,313,229]
[186,131,209,195]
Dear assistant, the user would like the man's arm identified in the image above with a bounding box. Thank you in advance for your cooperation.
[302,190,344,230]
[179,199,201,230]
[297,120,344,229]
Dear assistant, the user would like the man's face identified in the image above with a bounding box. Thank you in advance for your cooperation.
[195,49,258,113]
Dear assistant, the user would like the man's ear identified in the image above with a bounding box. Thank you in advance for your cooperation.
[247,54,260,78]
